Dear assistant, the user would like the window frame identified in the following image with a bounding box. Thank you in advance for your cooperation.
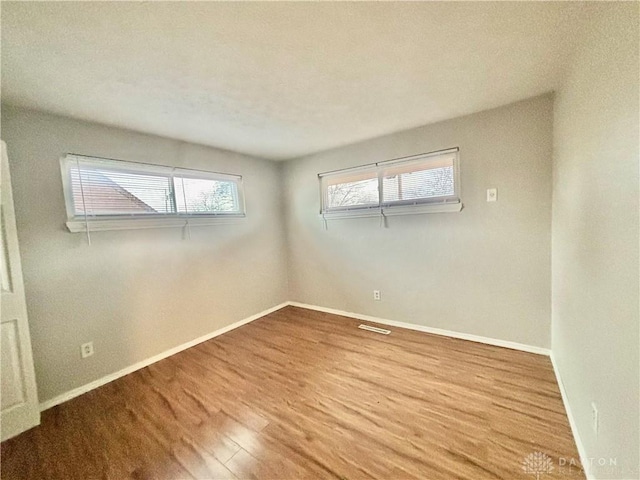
[60,154,246,232]
[319,148,462,218]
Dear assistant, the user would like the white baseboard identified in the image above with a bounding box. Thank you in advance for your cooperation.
[39,302,289,411]
[287,301,551,356]
[39,300,551,413]
[550,353,593,480]
[39,300,588,479]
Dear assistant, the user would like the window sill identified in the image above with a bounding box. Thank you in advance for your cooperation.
[321,202,462,220]
[66,215,245,233]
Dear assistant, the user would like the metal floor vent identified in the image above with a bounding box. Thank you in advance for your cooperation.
[358,324,391,335]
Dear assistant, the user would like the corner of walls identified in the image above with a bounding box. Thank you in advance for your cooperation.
[550,353,594,480]
[278,159,294,301]
[280,156,301,302]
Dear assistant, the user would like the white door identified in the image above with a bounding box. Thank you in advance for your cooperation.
[0,140,40,441]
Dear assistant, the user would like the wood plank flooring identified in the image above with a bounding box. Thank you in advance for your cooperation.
[1,306,584,479]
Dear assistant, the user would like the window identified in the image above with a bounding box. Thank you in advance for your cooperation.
[61,154,245,232]
[319,148,461,216]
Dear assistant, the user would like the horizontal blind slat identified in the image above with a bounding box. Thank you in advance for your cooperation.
[382,165,455,203]
[70,167,173,215]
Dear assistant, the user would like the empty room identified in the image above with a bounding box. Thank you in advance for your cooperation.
[0,1,638,479]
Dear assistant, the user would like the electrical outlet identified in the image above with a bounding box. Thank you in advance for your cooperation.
[373,290,381,301]
[81,342,94,359]
[487,188,497,202]
[591,402,598,436]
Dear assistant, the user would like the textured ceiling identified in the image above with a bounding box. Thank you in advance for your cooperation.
[1,2,587,160]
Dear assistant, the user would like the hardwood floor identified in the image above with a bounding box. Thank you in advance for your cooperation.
[1,306,584,479]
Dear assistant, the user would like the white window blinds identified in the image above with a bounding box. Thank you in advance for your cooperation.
[69,164,175,216]
[61,154,245,230]
[380,153,456,206]
[319,148,460,215]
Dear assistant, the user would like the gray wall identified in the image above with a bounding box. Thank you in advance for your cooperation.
[552,3,639,479]
[0,106,289,403]
[283,95,553,348]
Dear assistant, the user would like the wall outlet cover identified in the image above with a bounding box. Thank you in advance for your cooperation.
[81,342,94,359]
